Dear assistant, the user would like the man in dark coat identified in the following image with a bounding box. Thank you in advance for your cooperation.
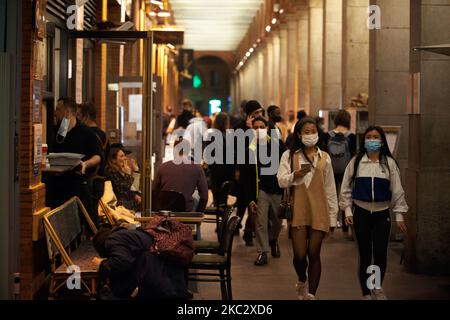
[92,226,190,300]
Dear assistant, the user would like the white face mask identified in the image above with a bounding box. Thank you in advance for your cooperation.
[302,133,319,147]
[256,128,267,142]
[57,117,70,142]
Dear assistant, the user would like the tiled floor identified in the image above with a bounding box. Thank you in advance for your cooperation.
[193,216,450,300]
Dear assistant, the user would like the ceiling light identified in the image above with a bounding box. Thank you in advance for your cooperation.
[157,11,171,17]
[279,8,284,14]
[245,51,251,57]
[253,43,257,48]
[239,61,244,67]
[273,3,280,13]
[272,18,277,25]
[249,48,254,53]
[148,11,156,17]
[265,25,271,32]
[149,0,164,8]
[257,38,261,43]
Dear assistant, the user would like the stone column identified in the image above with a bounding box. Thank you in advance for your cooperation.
[324,0,343,110]
[266,37,274,105]
[286,15,298,112]
[279,25,288,113]
[343,0,369,107]
[369,0,410,172]
[272,31,281,107]
[297,5,310,113]
[405,0,450,275]
[257,49,265,104]
[309,0,324,116]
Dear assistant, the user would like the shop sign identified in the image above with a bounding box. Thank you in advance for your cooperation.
[32,80,42,123]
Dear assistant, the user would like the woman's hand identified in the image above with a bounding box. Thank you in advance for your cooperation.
[249,201,258,214]
[246,115,255,129]
[397,221,407,233]
[92,257,104,268]
[293,167,311,180]
[134,194,142,205]
[345,216,354,226]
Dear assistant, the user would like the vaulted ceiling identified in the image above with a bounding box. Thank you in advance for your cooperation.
[170,0,264,51]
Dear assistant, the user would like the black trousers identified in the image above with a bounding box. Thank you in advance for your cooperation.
[353,205,391,296]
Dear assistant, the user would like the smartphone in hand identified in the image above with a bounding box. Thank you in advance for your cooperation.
[301,163,312,172]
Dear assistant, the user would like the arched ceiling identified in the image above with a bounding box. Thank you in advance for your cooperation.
[170,0,264,51]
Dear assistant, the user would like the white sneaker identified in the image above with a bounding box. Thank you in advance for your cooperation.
[362,294,373,300]
[295,281,308,300]
[304,293,317,300]
[371,288,388,300]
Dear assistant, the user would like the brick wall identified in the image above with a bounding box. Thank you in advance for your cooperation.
[19,0,49,299]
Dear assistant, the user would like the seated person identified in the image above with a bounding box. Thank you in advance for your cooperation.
[105,147,141,212]
[92,226,189,300]
[152,138,208,212]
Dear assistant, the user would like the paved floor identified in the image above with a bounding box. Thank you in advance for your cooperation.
[193,214,450,300]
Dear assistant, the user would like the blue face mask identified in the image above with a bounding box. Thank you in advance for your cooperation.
[365,139,382,153]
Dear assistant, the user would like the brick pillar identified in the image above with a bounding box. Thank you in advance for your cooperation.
[19,0,50,299]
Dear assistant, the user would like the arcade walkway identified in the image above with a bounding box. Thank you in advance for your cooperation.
[194,214,450,300]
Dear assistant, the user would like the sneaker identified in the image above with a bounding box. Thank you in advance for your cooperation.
[295,281,308,300]
[254,253,268,266]
[371,288,388,300]
[362,294,373,300]
[304,293,317,300]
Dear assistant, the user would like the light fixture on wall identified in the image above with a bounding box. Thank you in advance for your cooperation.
[68,59,72,79]
[157,11,171,17]
[273,2,280,13]
[148,0,164,8]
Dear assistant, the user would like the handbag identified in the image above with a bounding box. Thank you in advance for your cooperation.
[278,153,294,221]
[278,189,293,220]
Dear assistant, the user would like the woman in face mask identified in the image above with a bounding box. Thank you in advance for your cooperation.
[339,126,408,300]
[277,117,338,300]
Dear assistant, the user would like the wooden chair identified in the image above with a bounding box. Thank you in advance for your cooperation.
[43,197,99,299]
[188,215,240,300]
[204,181,231,230]
[194,205,234,254]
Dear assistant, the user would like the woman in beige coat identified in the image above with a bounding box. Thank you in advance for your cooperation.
[277,117,338,300]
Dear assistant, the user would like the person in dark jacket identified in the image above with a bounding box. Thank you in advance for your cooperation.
[233,100,265,245]
[205,112,235,206]
[92,226,190,300]
[245,117,286,265]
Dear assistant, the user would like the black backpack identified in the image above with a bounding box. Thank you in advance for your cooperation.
[327,131,351,175]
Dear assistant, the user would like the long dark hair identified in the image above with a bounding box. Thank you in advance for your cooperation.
[350,125,398,186]
[290,117,318,166]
